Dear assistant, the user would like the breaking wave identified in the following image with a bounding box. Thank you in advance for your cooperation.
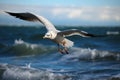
[0,64,71,80]
[1,39,57,56]
[1,39,120,61]
[13,39,57,55]
[0,62,119,80]
[61,47,120,61]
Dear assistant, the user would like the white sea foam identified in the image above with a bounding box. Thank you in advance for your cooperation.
[25,63,31,69]
[110,73,120,80]
[60,47,119,61]
[14,39,38,50]
[13,39,57,55]
[2,64,71,80]
[106,31,119,35]
[13,39,120,60]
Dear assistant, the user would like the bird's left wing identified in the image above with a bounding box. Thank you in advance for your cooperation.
[5,11,58,32]
[58,29,96,37]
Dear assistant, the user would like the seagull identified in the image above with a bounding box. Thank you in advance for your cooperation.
[6,11,96,54]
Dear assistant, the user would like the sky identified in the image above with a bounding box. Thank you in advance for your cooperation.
[0,0,120,26]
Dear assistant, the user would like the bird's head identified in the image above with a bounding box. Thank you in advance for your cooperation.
[43,31,57,39]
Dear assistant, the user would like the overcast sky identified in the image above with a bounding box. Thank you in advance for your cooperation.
[0,0,120,26]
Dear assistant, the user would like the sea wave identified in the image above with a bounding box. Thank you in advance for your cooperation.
[106,31,119,35]
[0,63,119,80]
[110,74,120,80]
[1,39,57,56]
[13,39,57,55]
[0,63,71,80]
[60,47,120,61]
[1,39,120,61]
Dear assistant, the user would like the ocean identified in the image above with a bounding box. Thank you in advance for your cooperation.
[0,25,120,80]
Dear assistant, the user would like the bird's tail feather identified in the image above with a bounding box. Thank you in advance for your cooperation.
[64,38,74,48]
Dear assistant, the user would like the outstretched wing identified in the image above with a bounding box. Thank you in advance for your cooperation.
[58,29,96,37]
[5,11,58,32]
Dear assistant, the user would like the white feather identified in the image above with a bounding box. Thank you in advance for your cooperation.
[36,15,58,32]
[64,38,74,48]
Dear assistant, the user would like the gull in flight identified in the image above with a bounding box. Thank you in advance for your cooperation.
[6,11,96,54]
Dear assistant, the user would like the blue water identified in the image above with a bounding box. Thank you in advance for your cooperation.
[0,25,120,80]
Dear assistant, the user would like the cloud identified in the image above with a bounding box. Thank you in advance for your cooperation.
[51,6,120,22]
[0,4,120,25]
[1,4,120,21]
[68,9,83,19]
[100,14,110,20]
[52,7,83,19]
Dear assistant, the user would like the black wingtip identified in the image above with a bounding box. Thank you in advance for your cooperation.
[4,11,21,18]
[5,11,10,14]
[90,34,109,38]
[5,11,13,15]
[88,34,96,37]
[4,11,8,13]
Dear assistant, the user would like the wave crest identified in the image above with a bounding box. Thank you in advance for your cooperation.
[61,47,120,61]
[14,39,39,50]
[0,64,71,80]
[8,39,57,56]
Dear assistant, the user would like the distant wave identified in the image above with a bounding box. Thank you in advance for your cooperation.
[106,31,119,35]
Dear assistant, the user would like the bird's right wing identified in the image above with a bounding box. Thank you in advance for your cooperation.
[58,29,96,37]
[5,11,58,32]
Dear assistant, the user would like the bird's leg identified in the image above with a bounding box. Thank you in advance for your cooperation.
[63,42,69,54]
[57,44,64,54]
[64,47,69,54]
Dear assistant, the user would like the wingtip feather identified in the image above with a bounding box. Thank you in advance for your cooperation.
[5,11,11,14]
